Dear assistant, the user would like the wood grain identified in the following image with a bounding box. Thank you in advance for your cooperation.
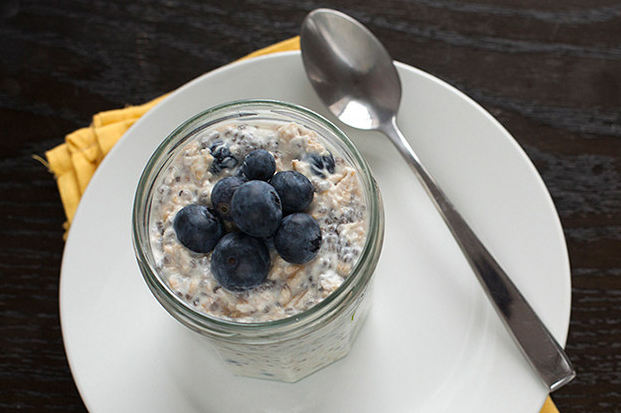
[1,0,620,411]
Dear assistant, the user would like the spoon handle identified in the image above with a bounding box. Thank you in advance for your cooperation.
[381,117,575,392]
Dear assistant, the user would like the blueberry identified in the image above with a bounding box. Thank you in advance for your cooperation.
[208,140,238,174]
[274,213,322,264]
[241,149,276,181]
[269,170,314,214]
[211,176,245,221]
[231,180,282,238]
[308,151,335,177]
[211,232,270,291]
[173,204,224,253]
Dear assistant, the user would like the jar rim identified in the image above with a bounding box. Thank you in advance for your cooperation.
[132,99,383,336]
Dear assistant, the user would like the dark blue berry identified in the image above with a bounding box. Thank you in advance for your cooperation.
[308,151,335,177]
[231,180,282,238]
[173,204,224,253]
[269,170,314,214]
[211,176,245,221]
[208,140,238,174]
[274,213,322,264]
[211,232,270,291]
[241,149,276,181]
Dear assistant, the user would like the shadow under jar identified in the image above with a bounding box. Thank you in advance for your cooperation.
[132,100,384,382]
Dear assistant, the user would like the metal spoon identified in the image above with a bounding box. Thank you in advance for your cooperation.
[300,8,575,392]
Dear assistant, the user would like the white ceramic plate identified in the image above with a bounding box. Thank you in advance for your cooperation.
[60,51,571,413]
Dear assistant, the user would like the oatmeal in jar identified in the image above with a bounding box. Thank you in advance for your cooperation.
[134,100,384,382]
[149,120,368,323]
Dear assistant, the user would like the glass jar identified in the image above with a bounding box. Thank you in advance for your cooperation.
[132,100,384,382]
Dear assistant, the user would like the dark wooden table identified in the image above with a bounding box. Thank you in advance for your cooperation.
[2,1,620,411]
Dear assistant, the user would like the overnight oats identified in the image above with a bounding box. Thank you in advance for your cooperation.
[132,100,384,382]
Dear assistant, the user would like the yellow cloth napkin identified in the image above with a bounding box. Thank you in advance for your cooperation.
[42,35,558,413]
[43,36,300,232]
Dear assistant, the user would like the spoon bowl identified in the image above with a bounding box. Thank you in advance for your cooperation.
[300,8,575,392]
[300,9,400,129]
